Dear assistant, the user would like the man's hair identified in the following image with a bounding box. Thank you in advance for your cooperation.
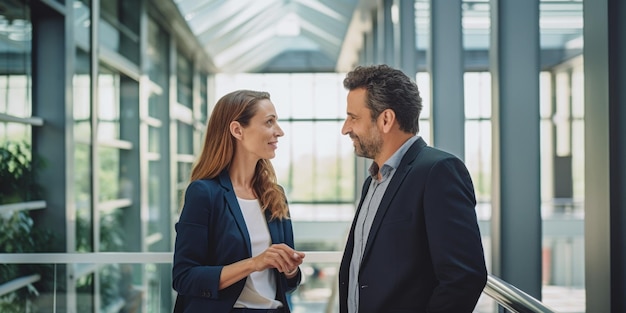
[343,64,422,134]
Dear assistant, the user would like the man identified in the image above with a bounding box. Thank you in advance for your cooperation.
[338,64,487,313]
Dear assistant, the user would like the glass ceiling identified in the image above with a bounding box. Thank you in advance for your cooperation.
[174,0,359,73]
[0,0,584,74]
[173,0,582,74]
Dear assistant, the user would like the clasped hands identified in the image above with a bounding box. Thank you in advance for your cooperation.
[254,243,305,277]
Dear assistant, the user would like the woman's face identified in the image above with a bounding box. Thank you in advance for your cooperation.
[238,99,284,160]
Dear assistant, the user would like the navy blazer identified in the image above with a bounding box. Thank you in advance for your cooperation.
[172,170,301,313]
[339,137,487,313]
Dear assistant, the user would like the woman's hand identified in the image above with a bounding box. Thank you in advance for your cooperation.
[253,243,305,275]
[219,244,306,289]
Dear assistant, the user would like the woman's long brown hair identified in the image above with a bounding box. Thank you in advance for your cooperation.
[188,90,288,220]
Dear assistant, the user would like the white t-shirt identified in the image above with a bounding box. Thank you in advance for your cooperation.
[233,197,282,309]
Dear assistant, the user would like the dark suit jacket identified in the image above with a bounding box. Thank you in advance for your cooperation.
[339,137,487,313]
[172,170,301,313]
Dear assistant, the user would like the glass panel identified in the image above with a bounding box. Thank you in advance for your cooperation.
[570,59,584,209]
[75,143,93,252]
[290,262,338,311]
[199,73,208,123]
[464,71,492,207]
[555,72,571,157]
[147,161,169,252]
[540,119,554,204]
[98,65,121,141]
[419,120,431,146]
[464,72,491,119]
[147,18,169,90]
[462,5,492,283]
[289,74,315,119]
[312,74,345,119]
[571,120,584,203]
[177,121,193,155]
[74,49,91,143]
[3,76,32,117]
[176,52,193,108]
[286,121,315,201]
[99,0,140,64]
[465,120,492,205]
[540,1,584,311]
[0,123,30,144]
[273,121,354,203]
[0,258,176,312]
[260,74,292,118]
[415,72,431,143]
[540,72,553,119]
[148,89,165,120]
[145,19,170,256]
[0,140,44,203]
[74,0,90,48]
[100,209,125,252]
[218,73,264,93]
[214,73,355,204]
[415,0,430,58]
[99,264,142,311]
[98,146,121,202]
[76,272,95,312]
[313,122,354,202]
[119,76,139,144]
[0,1,31,119]
[462,0,490,54]
[0,260,176,312]
[571,67,584,118]
[148,125,160,154]
[177,162,192,190]
[0,225,55,312]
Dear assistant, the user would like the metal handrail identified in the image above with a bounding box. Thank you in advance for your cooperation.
[484,274,557,313]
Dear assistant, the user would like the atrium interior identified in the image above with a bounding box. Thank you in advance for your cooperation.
[0,0,624,312]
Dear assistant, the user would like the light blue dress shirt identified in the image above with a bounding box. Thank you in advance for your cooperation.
[347,136,419,313]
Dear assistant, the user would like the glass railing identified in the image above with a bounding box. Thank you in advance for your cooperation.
[1,252,556,313]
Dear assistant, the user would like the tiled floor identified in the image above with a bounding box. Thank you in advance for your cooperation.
[542,285,585,313]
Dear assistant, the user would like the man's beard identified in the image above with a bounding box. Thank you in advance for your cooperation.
[352,128,381,159]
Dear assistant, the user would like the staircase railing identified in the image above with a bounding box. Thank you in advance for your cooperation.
[483,274,557,313]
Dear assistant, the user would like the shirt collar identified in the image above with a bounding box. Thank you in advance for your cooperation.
[369,135,419,179]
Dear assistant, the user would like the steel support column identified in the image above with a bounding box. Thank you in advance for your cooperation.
[489,0,542,299]
[429,0,464,158]
[583,0,626,311]
[377,0,395,66]
[397,0,417,78]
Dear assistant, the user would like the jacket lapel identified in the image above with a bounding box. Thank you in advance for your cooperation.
[360,138,427,263]
[265,210,281,244]
[219,170,252,256]
[341,176,371,271]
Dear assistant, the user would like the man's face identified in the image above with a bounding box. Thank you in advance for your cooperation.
[341,88,382,159]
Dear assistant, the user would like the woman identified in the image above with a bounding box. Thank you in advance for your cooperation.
[172,90,305,313]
